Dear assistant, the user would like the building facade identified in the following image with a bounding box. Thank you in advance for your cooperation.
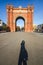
[0,20,3,26]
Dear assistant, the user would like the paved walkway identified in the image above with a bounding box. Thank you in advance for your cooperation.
[0,32,43,65]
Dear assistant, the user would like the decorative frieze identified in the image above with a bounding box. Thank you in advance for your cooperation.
[13,10,27,13]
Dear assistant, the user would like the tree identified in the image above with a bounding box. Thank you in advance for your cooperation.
[41,24,43,32]
[16,26,20,31]
[2,22,7,31]
[21,27,24,31]
[0,26,3,31]
[6,26,10,32]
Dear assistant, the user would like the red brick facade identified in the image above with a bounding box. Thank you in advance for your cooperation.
[7,5,34,32]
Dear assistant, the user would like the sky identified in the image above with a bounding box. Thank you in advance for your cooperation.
[0,0,43,27]
[16,19,24,28]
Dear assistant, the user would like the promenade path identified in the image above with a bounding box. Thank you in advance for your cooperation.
[0,32,43,65]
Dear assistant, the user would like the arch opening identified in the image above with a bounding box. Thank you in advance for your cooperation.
[15,16,25,32]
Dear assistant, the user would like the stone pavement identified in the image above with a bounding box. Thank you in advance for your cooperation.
[0,32,43,65]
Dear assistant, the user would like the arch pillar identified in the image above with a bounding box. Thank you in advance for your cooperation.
[7,5,14,32]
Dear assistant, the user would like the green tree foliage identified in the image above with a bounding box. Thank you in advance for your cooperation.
[6,26,10,32]
[2,22,7,31]
[0,22,10,32]
[2,25,7,31]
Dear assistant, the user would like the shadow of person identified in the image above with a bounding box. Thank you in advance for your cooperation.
[18,40,28,65]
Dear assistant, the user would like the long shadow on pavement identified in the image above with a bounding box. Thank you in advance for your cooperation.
[18,40,28,65]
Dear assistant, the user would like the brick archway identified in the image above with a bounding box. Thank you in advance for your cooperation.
[7,5,34,32]
[15,16,25,31]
